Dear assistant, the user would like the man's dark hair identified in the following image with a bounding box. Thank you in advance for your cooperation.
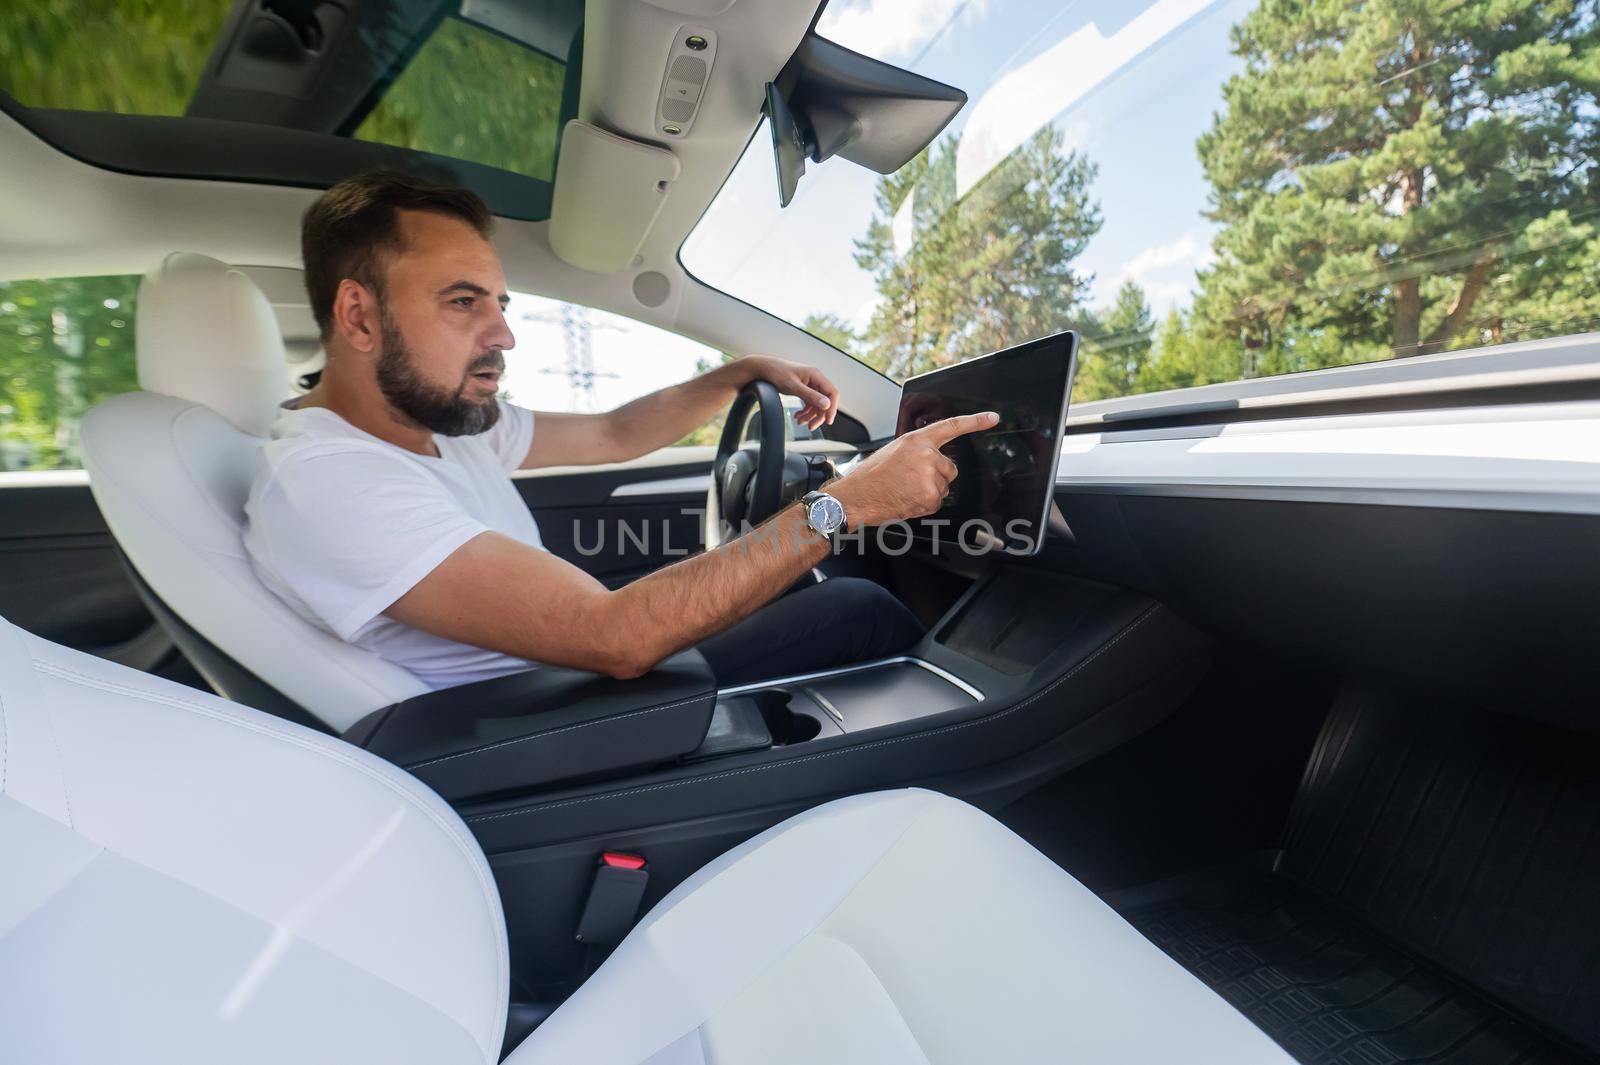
[301,171,493,341]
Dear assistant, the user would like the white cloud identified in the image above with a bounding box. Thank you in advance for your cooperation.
[1123,231,1214,277]
[852,293,885,333]
[817,0,985,63]
[1097,231,1215,311]
[955,0,1217,198]
[891,186,917,258]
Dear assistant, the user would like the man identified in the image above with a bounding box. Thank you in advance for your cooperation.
[244,172,994,689]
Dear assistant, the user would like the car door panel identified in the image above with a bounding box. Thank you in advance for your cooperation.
[512,457,710,586]
[0,481,167,662]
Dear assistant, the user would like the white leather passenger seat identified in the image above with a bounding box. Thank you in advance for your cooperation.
[0,615,506,1063]
[0,613,1292,1064]
[521,789,1291,1064]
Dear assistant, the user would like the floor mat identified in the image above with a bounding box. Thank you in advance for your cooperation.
[1108,678,1600,1064]
[1280,681,1600,1054]
[1115,863,1590,1065]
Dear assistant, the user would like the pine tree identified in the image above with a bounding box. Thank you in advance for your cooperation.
[802,312,859,356]
[1076,280,1157,401]
[853,126,1103,378]
[1193,0,1600,368]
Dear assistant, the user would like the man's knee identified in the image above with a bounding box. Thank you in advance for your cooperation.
[815,577,924,655]
[812,576,900,618]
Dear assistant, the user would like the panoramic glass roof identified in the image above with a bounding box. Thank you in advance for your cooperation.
[0,1,581,212]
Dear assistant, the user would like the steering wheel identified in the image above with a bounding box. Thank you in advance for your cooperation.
[705,379,807,549]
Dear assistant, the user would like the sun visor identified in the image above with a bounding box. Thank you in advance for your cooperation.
[765,33,966,206]
[549,121,681,274]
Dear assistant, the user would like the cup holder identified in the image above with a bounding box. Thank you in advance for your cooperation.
[691,688,837,763]
[746,688,821,744]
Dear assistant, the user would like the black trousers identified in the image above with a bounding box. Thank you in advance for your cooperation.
[694,577,926,686]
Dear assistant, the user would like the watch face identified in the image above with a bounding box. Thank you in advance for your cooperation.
[809,494,845,534]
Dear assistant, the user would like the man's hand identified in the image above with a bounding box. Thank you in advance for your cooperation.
[829,412,999,528]
[523,352,841,468]
[728,354,840,431]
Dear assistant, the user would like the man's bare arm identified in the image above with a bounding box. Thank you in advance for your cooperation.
[387,411,996,678]
[519,354,840,469]
[385,499,833,678]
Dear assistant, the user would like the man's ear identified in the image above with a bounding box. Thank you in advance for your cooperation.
[331,279,379,354]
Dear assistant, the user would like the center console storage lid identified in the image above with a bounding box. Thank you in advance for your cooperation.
[345,650,716,802]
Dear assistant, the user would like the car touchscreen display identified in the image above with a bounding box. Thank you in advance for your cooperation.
[894,331,1077,556]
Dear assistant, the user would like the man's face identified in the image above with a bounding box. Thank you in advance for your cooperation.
[371,210,515,436]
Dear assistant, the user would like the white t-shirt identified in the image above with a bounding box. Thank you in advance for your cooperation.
[243,399,541,690]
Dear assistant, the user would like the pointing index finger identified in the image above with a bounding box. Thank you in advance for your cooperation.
[918,411,999,445]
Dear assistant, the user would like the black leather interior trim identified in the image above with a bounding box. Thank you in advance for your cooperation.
[1048,491,1600,725]
[0,484,158,652]
[340,705,392,747]
[463,593,1207,851]
[354,651,717,802]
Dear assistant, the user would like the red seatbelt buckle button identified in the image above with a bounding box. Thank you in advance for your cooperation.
[577,853,650,945]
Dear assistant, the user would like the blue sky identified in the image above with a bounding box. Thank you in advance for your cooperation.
[682,0,1253,331]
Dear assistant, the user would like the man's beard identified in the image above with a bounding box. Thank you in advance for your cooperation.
[375,305,503,437]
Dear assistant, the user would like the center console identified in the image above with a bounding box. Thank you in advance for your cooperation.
[687,564,1136,761]
[345,565,1203,809]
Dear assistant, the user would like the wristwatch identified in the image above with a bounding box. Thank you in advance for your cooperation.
[802,490,847,539]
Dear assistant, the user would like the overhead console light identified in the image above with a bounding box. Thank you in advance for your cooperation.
[656,26,718,139]
[764,33,966,208]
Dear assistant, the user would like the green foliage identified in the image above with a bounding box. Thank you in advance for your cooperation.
[0,5,565,183]
[0,0,229,114]
[1133,308,1255,394]
[802,312,860,357]
[0,277,140,471]
[1191,0,1600,368]
[355,17,565,182]
[675,353,736,447]
[853,126,1103,379]
[1075,280,1157,402]
[839,1,1600,401]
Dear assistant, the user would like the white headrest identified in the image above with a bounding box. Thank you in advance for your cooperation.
[136,253,289,437]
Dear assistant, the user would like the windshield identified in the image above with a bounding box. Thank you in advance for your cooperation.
[683,0,1600,402]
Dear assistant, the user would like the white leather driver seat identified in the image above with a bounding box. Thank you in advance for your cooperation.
[81,252,427,730]
[0,613,1294,1064]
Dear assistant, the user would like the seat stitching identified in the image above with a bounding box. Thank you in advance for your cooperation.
[468,605,1161,825]
[404,694,710,770]
[46,702,74,828]
[29,656,506,1058]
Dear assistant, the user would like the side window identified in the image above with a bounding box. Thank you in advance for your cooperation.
[0,275,140,472]
[505,292,730,447]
